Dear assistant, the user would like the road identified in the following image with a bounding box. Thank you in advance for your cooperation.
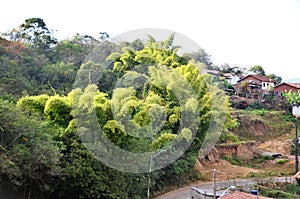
[155,177,295,199]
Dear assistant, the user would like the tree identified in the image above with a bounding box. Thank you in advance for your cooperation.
[0,98,61,198]
[49,37,91,66]
[39,62,77,94]
[282,90,300,105]
[99,32,110,41]
[182,48,214,69]
[267,73,282,86]
[249,65,266,76]
[2,18,57,53]
[19,18,57,50]
[219,63,246,75]
[7,34,236,198]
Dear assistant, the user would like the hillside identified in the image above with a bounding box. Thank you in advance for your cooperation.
[231,110,294,142]
[196,109,297,181]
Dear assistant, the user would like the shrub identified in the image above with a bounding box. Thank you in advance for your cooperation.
[247,101,265,110]
[222,155,243,165]
[276,159,288,165]
[219,132,241,144]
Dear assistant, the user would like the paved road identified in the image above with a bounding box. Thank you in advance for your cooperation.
[155,177,295,199]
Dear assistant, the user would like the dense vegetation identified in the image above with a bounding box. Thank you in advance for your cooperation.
[0,18,236,198]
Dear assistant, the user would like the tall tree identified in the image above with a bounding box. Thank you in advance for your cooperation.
[3,18,57,52]
[219,63,246,75]
[249,65,266,76]
[182,47,214,69]
[99,32,110,41]
[267,73,282,85]
[6,34,236,198]
[0,98,61,198]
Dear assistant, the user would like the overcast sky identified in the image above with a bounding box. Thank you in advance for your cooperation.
[1,0,299,80]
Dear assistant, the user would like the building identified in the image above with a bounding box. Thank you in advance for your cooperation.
[223,73,241,85]
[190,187,274,199]
[274,82,300,97]
[190,187,223,199]
[235,74,274,100]
[220,191,273,199]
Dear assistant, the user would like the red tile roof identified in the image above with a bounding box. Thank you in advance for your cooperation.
[238,74,272,83]
[274,82,300,89]
[221,191,273,199]
[287,83,300,89]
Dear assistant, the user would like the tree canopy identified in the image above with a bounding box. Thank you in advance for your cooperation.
[0,19,237,198]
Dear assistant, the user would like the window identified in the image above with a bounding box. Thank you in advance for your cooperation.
[263,83,266,87]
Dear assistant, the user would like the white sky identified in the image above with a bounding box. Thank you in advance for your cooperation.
[1,0,300,81]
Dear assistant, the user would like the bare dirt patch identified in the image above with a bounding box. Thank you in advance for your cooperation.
[196,159,259,181]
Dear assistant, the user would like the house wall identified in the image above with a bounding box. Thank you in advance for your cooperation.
[238,76,262,100]
[262,81,274,90]
[237,75,274,100]
[274,84,300,97]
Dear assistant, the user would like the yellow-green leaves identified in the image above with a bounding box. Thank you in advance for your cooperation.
[282,90,300,105]
[44,95,71,126]
[151,132,177,150]
[17,94,49,114]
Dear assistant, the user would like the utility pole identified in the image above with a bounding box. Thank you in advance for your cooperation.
[147,150,166,199]
[213,169,216,199]
[147,156,152,199]
[293,105,299,174]
[296,120,299,174]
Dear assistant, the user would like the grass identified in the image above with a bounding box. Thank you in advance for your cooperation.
[241,155,274,169]
[231,110,294,141]
[259,183,300,199]
[221,155,243,166]
[276,159,289,165]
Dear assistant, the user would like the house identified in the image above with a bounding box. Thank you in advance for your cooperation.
[235,74,274,100]
[223,73,241,85]
[274,82,300,97]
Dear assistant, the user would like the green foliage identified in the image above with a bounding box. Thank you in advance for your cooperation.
[39,62,77,93]
[44,95,72,126]
[17,94,49,114]
[182,48,213,69]
[276,159,288,165]
[259,183,300,199]
[249,65,266,76]
[232,110,294,141]
[218,63,245,75]
[0,98,62,198]
[285,184,300,195]
[2,18,57,52]
[151,132,177,150]
[0,31,237,198]
[267,73,282,85]
[247,101,265,110]
[282,90,300,105]
[219,132,241,144]
[221,155,243,165]
[290,142,300,155]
